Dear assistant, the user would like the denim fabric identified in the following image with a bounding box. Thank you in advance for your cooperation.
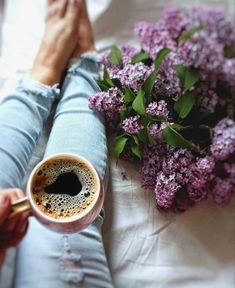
[0,56,113,287]
[0,79,59,189]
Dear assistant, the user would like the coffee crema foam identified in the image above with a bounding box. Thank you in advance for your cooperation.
[31,158,98,220]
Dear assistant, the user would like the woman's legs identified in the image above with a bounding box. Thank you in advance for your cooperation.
[0,0,81,189]
[14,1,113,287]
[0,1,111,287]
[14,57,113,288]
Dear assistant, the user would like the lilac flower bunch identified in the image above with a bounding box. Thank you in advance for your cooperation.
[88,5,235,212]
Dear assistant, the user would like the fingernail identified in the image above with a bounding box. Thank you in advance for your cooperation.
[0,194,9,206]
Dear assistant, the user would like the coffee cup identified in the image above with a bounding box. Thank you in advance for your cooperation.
[8,153,104,233]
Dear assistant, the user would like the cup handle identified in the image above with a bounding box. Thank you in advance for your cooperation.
[8,197,31,220]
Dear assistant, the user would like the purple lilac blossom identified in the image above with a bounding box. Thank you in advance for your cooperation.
[148,122,167,143]
[155,54,181,100]
[224,162,235,177]
[146,100,169,117]
[91,6,235,212]
[155,172,181,211]
[140,144,166,189]
[134,21,176,59]
[197,84,219,113]
[224,163,235,185]
[162,5,188,40]
[116,62,153,92]
[162,148,195,185]
[102,45,138,78]
[178,34,224,73]
[187,186,208,203]
[122,115,144,135]
[212,177,234,205]
[88,87,124,119]
[222,58,235,86]
[121,44,138,65]
[187,7,235,47]
[187,156,215,202]
[102,51,120,78]
[211,118,235,161]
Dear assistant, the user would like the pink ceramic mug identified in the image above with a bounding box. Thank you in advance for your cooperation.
[8,153,104,233]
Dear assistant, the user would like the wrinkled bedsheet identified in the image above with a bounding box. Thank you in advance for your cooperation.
[0,1,234,287]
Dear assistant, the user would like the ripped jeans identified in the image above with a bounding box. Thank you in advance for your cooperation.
[0,55,113,288]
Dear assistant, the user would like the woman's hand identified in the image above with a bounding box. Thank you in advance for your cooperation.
[0,189,30,266]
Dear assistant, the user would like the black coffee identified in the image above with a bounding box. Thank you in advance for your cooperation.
[31,157,98,219]
[44,172,82,197]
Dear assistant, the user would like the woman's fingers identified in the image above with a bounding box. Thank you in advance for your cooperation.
[0,188,29,250]
[0,193,10,225]
[1,188,25,231]
[2,188,24,202]
[0,221,29,249]
[15,211,30,234]
[14,189,25,199]
[0,212,29,250]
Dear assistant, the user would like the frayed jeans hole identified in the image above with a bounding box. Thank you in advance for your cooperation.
[61,270,84,284]
[60,235,84,283]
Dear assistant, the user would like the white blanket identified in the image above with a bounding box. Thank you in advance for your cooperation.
[1,0,235,287]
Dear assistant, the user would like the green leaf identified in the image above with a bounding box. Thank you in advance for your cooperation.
[178,26,204,42]
[109,46,122,65]
[131,144,142,160]
[132,89,146,115]
[103,67,114,86]
[132,135,139,145]
[140,115,154,126]
[131,52,149,64]
[174,90,197,119]
[170,123,185,129]
[147,133,156,145]
[163,125,194,149]
[120,108,127,122]
[114,135,128,158]
[155,48,171,70]
[175,64,186,87]
[138,128,149,143]
[140,115,164,126]
[124,89,135,103]
[175,64,186,88]
[97,80,110,91]
[112,78,123,90]
[175,65,199,91]
[224,46,235,58]
[141,71,156,101]
[184,67,199,91]
[171,123,193,130]
[120,104,133,122]
[98,67,115,90]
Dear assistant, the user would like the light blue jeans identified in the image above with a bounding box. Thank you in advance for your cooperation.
[0,55,113,288]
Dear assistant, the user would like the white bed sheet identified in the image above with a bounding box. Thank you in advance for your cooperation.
[0,0,235,287]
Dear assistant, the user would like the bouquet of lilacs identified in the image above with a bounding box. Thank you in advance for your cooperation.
[89,6,235,212]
